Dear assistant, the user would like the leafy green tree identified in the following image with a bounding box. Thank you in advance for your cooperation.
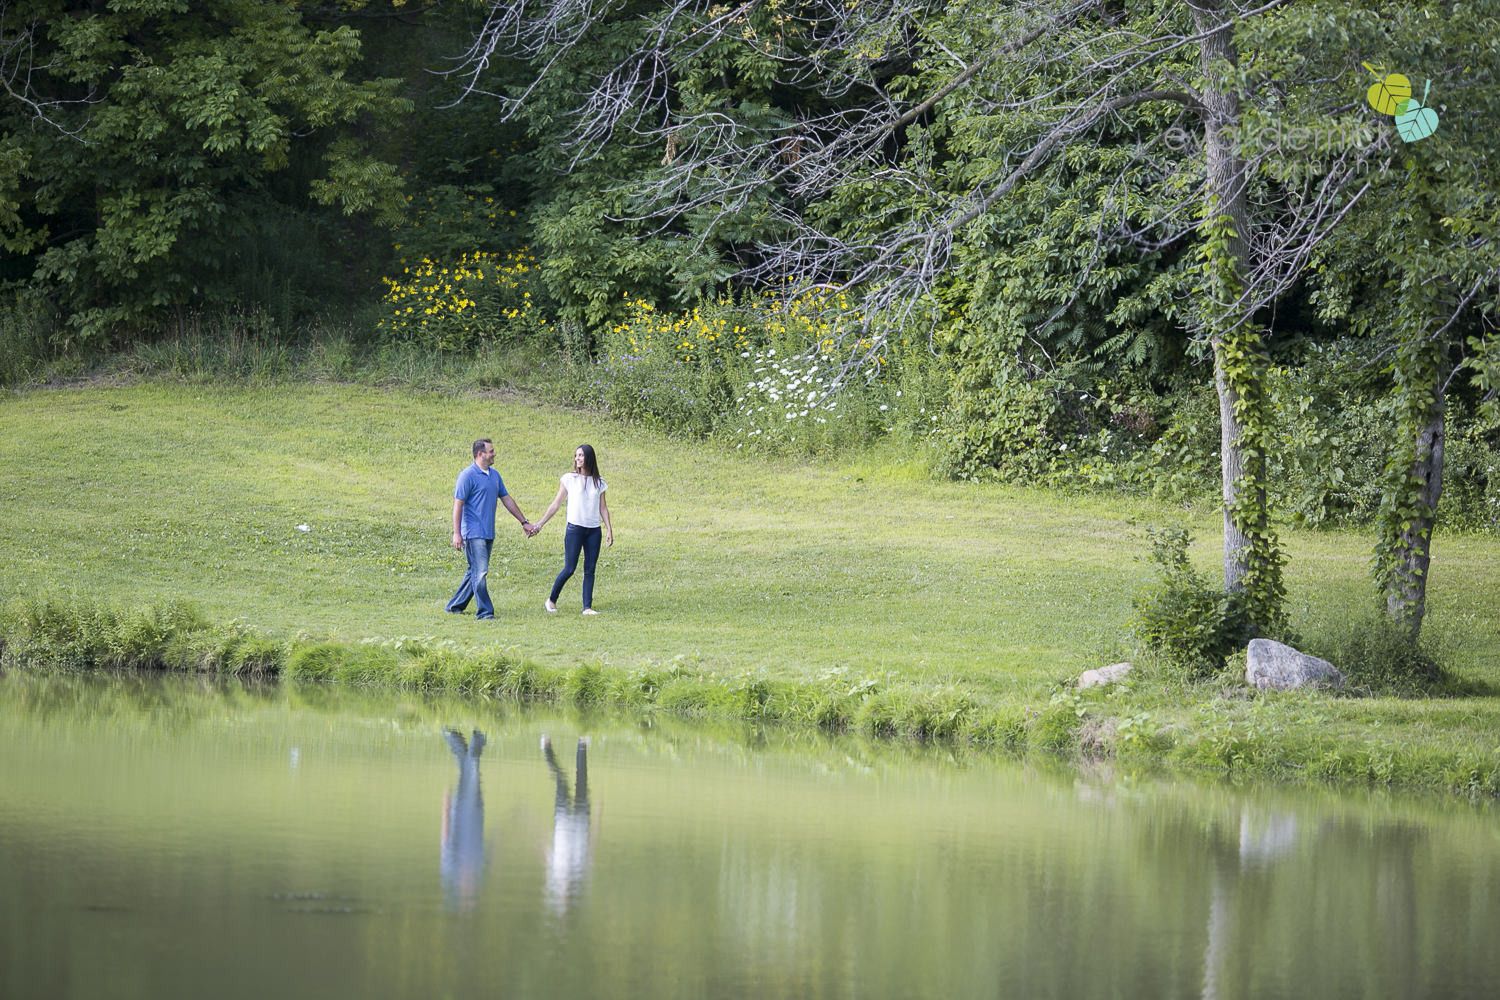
[0,0,410,345]
[1297,3,1500,640]
[448,0,933,337]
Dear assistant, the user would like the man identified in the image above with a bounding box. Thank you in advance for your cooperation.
[447,438,536,620]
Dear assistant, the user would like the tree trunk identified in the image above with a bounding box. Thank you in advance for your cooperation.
[1385,363,1447,641]
[1191,0,1261,595]
[1211,347,1257,593]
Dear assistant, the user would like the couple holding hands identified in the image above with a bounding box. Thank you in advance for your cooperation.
[448,439,613,619]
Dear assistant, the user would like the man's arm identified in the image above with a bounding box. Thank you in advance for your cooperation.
[452,498,464,550]
[501,494,534,534]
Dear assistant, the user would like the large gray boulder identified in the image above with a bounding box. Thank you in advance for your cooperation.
[1079,662,1133,689]
[1245,639,1344,691]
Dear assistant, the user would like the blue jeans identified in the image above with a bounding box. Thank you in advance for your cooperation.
[550,523,602,609]
[447,537,494,619]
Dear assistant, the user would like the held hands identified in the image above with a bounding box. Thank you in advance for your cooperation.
[522,520,541,538]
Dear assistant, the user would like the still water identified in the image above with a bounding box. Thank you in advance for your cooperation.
[3,671,1499,1000]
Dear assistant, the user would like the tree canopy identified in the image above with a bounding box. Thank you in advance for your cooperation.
[1,0,411,344]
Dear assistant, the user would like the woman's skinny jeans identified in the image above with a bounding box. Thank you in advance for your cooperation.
[550,523,602,609]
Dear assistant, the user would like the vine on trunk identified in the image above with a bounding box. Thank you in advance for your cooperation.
[1198,209,1287,634]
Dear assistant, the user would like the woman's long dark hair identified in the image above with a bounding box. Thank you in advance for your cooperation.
[577,444,601,486]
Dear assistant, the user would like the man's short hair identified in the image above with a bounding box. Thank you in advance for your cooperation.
[472,438,492,457]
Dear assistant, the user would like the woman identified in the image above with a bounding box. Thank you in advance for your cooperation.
[535,444,613,614]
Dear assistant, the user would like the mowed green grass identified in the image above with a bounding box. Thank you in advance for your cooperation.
[3,382,1498,703]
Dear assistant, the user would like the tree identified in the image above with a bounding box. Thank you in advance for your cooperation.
[1297,3,1500,640]
[0,0,411,344]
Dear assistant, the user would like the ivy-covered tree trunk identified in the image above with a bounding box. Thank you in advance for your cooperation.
[1384,365,1447,636]
[1191,0,1281,624]
[1378,330,1452,641]
[1210,338,1258,593]
[1371,174,1466,645]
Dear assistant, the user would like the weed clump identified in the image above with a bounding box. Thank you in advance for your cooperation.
[1131,527,1251,679]
[285,642,398,684]
[1305,614,1453,696]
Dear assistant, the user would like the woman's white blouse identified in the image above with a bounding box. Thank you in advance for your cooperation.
[562,473,607,527]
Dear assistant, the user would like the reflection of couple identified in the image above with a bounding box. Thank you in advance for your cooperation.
[438,728,596,915]
[447,439,615,619]
[440,729,486,912]
[542,734,594,916]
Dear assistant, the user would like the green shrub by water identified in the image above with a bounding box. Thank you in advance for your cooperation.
[1131,527,1252,678]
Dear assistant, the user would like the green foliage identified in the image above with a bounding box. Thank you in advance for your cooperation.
[1303,613,1453,697]
[387,181,529,264]
[1262,351,1391,527]
[285,641,399,684]
[1029,690,1087,752]
[934,340,1500,531]
[1131,528,1251,679]
[1,0,410,345]
[0,293,59,386]
[1445,333,1500,530]
[938,339,1070,481]
[852,686,975,741]
[0,595,284,675]
[581,292,948,451]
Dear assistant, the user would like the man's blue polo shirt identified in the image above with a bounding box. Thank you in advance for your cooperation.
[455,463,508,540]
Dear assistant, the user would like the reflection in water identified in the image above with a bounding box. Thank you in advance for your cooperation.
[542,734,593,917]
[441,728,487,912]
[1201,806,1423,1000]
[1202,809,1300,1000]
[5,673,1500,1000]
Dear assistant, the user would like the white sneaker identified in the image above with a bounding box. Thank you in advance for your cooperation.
[544,600,557,613]
[581,608,599,616]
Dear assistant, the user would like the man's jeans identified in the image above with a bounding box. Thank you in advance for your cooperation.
[447,537,494,619]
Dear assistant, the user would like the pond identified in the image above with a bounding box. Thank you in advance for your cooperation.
[2,670,1498,999]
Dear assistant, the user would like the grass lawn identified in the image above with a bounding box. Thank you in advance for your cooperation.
[4,382,1500,792]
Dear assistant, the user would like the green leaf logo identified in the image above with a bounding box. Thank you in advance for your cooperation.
[1395,80,1439,142]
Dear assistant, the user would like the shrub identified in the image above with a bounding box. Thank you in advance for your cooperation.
[0,294,57,387]
[587,291,949,451]
[376,249,550,352]
[284,642,397,683]
[0,596,282,675]
[1439,408,1500,531]
[1131,527,1251,678]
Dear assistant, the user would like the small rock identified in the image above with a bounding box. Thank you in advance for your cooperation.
[1245,639,1343,691]
[1079,661,1133,689]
